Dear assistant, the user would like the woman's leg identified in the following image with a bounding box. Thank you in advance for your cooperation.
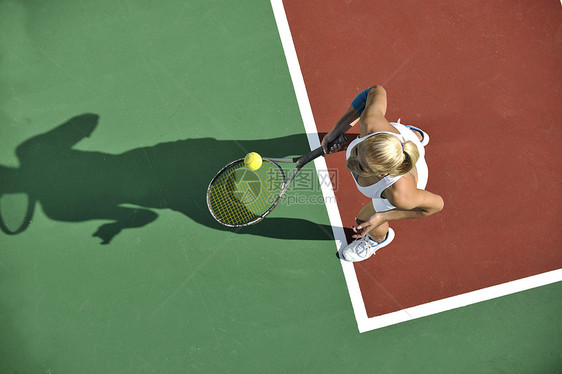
[356,201,389,242]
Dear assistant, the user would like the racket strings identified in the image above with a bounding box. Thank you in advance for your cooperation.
[207,160,284,226]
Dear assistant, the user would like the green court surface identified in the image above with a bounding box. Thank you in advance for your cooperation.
[0,1,561,373]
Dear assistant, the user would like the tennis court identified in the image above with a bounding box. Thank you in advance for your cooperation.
[1,1,561,373]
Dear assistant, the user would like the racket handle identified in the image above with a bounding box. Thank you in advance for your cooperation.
[297,133,347,167]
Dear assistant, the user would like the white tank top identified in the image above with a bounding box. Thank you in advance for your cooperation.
[345,122,426,211]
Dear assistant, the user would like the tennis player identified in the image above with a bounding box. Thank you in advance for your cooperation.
[322,86,444,262]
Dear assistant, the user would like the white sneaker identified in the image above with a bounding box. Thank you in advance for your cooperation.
[338,228,395,262]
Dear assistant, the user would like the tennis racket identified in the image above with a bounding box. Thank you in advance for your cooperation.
[206,134,347,227]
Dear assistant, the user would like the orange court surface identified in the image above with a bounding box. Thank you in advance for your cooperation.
[278,0,562,330]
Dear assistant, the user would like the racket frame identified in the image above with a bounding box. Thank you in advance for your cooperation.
[206,158,286,227]
[206,134,346,227]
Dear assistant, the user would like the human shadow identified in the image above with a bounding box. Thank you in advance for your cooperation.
[0,114,336,244]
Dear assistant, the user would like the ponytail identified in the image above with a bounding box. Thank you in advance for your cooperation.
[362,135,419,177]
[393,141,419,176]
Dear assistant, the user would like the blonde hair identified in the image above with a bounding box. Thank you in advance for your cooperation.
[362,134,419,177]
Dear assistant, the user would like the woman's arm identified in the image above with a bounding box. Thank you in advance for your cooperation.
[321,105,360,153]
[359,86,398,136]
[354,181,444,237]
[322,85,389,153]
[383,189,444,220]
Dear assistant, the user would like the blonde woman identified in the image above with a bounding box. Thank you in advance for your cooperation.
[322,86,444,262]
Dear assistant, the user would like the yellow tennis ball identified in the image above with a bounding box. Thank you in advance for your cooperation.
[244,152,262,171]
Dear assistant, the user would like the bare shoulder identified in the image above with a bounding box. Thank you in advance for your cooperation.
[385,176,444,213]
[358,86,399,136]
[383,175,419,210]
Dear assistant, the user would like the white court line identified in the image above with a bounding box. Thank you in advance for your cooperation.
[270,0,380,330]
[270,0,562,333]
[358,269,562,332]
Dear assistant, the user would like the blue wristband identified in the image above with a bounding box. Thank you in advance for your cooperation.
[351,88,370,115]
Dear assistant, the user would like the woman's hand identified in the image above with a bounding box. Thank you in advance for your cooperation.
[321,132,343,154]
[352,213,387,239]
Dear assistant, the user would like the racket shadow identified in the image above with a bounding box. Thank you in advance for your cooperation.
[0,113,335,243]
